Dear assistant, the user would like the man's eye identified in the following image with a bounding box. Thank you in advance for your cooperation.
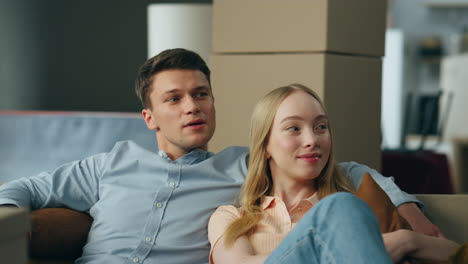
[167,97,180,102]
[195,92,208,98]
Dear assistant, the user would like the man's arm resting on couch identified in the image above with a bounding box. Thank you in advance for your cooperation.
[339,161,444,237]
[397,202,444,238]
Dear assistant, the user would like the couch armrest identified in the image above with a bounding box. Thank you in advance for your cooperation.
[29,208,92,260]
[416,194,468,244]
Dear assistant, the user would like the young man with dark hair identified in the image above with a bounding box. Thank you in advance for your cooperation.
[0,48,441,264]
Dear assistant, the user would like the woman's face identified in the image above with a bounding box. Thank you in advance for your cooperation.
[266,90,331,184]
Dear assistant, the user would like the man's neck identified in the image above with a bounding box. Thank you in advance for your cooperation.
[160,147,206,161]
[163,150,187,161]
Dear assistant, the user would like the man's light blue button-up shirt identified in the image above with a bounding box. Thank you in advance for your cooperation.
[0,141,418,264]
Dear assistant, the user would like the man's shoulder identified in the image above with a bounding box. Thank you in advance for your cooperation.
[215,146,248,155]
[211,146,248,163]
[96,140,158,167]
[205,146,248,177]
[337,161,364,171]
[109,140,157,155]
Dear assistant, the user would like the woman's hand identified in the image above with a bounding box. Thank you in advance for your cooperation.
[383,229,460,263]
[383,229,416,263]
[211,235,268,264]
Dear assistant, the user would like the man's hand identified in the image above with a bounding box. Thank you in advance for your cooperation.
[397,203,445,238]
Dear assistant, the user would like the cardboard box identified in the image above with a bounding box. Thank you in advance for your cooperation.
[0,207,30,264]
[452,137,468,193]
[209,53,382,169]
[212,0,386,57]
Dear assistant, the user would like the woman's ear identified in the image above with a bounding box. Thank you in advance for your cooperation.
[265,151,271,160]
[142,109,159,131]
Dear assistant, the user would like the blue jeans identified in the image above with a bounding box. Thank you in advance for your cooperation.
[265,192,392,264]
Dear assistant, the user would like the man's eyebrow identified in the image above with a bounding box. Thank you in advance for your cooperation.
[164,86,209,95]
[163,89,180,95]
[193,85,210,91]
[280,114,328,124]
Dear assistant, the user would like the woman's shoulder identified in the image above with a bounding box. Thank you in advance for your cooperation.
[208,205,242,243]
[212,205,241,217]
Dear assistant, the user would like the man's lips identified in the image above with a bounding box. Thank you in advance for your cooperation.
[184,119,206,129]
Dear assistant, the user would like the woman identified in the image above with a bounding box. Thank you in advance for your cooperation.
[208,84,463,263]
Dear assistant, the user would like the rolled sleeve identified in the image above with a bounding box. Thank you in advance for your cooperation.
[208,205,241,263]
[339,161,423,208]
[0,153,104,211]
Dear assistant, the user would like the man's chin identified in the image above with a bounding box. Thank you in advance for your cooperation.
[183,138,211,151]
[184,131,214,148]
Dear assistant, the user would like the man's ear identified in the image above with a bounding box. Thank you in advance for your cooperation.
[142,109,159,131]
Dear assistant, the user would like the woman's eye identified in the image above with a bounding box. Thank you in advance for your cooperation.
[316,124,328,131]
[287,126,300,132]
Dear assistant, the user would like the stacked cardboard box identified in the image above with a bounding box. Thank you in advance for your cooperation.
[209,0,386,169]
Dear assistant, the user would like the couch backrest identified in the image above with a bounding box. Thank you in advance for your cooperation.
[0,111,156,183]
[416,194,468,244]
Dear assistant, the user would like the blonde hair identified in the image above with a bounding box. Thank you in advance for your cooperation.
[223,84,355,246]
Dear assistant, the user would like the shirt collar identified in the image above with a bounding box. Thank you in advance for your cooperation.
[261,193,319,210]
[158,148,212,165]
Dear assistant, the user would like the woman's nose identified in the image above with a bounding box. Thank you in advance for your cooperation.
[304,129,318,148]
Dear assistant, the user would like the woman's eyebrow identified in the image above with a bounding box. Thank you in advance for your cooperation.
[280,115,303,124]
[315,115,328,121]
[280,114,328,124]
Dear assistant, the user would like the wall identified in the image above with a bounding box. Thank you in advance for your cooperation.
[390,0,468,136]
[0,0,147,112]
[0,1,44,110]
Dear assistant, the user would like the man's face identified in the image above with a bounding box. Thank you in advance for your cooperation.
[142,69,216,160]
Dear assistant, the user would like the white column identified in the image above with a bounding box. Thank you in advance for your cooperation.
[381,29,404,149]
[147,3,212,62]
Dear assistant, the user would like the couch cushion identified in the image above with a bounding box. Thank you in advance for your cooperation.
[356,172,411,233]
[0,111,156,183]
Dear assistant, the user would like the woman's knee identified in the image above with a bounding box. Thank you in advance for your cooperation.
[306,192,374,223]
[318,192,364,210]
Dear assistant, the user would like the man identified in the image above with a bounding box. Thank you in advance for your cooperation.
[0,49,441,264]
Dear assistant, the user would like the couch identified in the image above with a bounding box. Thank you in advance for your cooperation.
[1,111,466,263]
[24,195,468,264]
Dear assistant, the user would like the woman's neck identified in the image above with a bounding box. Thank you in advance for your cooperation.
[270,177,316,211]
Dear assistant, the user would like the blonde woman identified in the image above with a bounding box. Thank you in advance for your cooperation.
[208,84,462,263]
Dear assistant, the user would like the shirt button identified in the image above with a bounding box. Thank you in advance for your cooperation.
[156,202,163,208]
[133,257,139,263]
[145,236,152,242]
[169,182,175,188]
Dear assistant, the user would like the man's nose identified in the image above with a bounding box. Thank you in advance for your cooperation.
[183,97,200,114]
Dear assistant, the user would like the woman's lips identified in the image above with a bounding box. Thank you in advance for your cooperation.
[297,153,321,163]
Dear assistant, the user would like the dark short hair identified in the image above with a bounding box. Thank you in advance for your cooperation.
[135,48,211,109]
